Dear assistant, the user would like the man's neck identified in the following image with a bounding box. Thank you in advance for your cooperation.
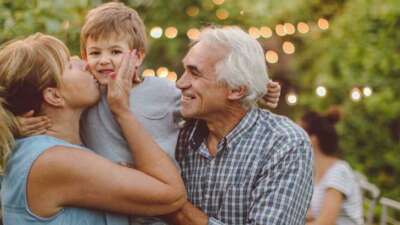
[44,108,83,145]
[205,105,248,156]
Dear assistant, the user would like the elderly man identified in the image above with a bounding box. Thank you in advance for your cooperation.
[170,27,313,225]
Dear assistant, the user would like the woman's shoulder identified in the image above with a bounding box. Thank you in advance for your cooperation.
[329,160,353,176]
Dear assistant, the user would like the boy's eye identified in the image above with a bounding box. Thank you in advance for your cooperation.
[111,50,123,55]
[89,51,100,56]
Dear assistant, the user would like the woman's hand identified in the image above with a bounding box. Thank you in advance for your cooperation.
[259,80,281,109]
[106,50,139,116]
[15,110,51,137]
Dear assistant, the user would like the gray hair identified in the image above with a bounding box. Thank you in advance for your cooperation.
[198,26,269,109]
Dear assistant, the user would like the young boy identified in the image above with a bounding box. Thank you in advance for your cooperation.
[18,2,281,225]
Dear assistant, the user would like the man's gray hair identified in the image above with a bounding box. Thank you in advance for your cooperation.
[199,26,269,109]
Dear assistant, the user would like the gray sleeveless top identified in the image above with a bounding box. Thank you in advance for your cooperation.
[1,135,107,225]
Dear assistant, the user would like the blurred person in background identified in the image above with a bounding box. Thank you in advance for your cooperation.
[300,107,363,225]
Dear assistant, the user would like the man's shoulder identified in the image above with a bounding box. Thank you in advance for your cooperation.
[255,108,309,145]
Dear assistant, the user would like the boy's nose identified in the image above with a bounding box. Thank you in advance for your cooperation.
[99,56,111,65]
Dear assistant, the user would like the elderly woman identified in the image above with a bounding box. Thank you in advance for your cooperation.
[0,33,186,224]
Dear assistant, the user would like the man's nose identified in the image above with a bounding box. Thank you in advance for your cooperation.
[176,72,190,90]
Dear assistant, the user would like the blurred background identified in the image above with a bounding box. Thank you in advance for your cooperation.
[1,0,399,223]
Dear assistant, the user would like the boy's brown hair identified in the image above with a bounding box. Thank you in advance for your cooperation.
[80,2,147,59]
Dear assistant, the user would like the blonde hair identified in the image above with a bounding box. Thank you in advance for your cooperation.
[80,2,147,59]
[0,33,70,173]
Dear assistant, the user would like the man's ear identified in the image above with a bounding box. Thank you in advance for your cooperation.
[42,87,65,107]
[227,86,247,101]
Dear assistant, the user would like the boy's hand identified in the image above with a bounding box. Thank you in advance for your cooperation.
[259,80,281,109]
[16,110,51,137]
[106,50,138,116]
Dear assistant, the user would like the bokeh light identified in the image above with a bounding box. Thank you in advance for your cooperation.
[265,50,279,64]
[150,27,163,39]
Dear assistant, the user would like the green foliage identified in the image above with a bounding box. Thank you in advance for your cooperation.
[281,0,400,200]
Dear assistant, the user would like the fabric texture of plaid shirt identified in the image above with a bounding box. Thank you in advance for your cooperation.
[176,108,314,225]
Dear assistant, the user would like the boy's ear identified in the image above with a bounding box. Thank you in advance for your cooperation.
[227,85,247,101]
[42,87,65,108]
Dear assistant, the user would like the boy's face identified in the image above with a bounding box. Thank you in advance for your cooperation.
[85,35,131,85]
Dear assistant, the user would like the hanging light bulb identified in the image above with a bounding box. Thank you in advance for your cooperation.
[350,87,362,101]
[157,67,169,78]
[150,27,163,39]
[286,92,298,106]
[142,69,155,77]
[282,41,295,54]
[265,50,279,64]
[316,86,327,97]
[318,18,329,30]
[363,86,373,97]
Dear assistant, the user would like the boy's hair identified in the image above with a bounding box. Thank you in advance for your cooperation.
[80,2,147,59]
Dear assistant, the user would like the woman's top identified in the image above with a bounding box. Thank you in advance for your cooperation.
[1,135,107,225]
[311,160,363,225]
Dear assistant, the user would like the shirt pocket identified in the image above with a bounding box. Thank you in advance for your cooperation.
[138,107,169,120]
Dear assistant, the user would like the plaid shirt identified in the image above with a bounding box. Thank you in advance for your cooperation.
[176,108,313,225]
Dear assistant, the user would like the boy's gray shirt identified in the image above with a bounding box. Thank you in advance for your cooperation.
[80,77,182,225]
[80,76,181,164]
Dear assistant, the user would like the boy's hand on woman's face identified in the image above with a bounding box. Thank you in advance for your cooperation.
[16,110,51,137]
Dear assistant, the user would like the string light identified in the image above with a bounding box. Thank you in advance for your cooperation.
[157,67,169,78]
[142,69,155,77]
[275,24,286,36]
[165,27,178,39]
[240,10,245,15]
[318,18,329,30]
[297,22,310,34]
[265,50,279,64]
[216,9,229,20]
[248,27,260,39]
[316,86,327,97]
[282,41,295,54]
[284,23,296,35]
[202,0,215,10]
[167,71,178,82]
[212,0,225,5]
[363,86,373,97]
[350,87,362,101]
[186,6,200,17]
[187,28,200,40]
[286,93,298,106]
[260,26,272,38]
[150,27,163,39]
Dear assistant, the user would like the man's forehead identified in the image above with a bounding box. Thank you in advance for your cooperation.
[183,41,226,66]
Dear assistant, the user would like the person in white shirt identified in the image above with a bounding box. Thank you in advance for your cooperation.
[300,107,363,225]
